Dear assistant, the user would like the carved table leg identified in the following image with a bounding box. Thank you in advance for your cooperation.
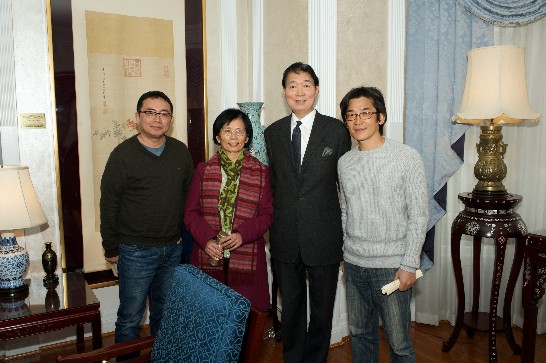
[522,303,538,363]
[522,240,544,363]
[443,232,465,352]
[91,311,102,350]
[488,235,508,363]
[76,324,84,353]
[467,235,482,338]
[503,236,524,355]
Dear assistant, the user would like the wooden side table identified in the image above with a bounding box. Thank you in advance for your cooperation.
[442,192,527,362]
[522,230,546,363]
[0,272,101,356]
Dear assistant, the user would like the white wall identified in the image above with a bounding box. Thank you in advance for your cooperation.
[1,0,92,356]
[10,0,61,273]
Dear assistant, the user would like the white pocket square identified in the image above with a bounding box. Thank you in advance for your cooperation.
[322,147,333,156]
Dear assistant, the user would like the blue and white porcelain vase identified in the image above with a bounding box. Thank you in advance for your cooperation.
[0,299,31,319]
[0,233,29,290]
[237,102,268,166]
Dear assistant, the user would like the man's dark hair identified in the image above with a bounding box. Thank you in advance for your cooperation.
[136,91,174,114]
[282,62,320,88]
[339,86,387,135]
[212,108,253,149]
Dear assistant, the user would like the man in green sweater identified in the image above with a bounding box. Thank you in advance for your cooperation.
[100,90,193,346]
[337,86,428,363]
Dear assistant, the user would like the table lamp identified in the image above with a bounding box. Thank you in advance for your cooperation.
[0,165,48,299]
[453,45,540,195]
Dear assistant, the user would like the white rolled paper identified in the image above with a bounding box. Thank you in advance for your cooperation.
[111,262,118,277]
[381,269,423,295]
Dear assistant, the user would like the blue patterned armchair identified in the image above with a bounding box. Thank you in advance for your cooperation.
[152,264,250,362]
[57,264,266,363]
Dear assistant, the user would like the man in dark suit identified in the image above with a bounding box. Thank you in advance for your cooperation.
[265,62,351,363]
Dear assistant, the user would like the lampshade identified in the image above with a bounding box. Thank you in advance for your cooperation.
[454,45,540,125]
[0,165,47,230]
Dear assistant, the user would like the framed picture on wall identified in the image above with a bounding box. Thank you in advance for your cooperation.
[49,0,206,277]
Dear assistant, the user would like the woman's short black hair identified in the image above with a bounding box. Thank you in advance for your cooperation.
[212,108,253,149]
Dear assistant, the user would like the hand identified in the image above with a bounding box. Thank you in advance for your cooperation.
[218,232,243,252]
[105,256,119,264]
[394,268,417,292]
[205,239,223,260]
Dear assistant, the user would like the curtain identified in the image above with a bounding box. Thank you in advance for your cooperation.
[456,0,546,26]
[408,1,546,333]
[405,0,493,281]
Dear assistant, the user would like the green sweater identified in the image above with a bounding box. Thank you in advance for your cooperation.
[100,135,193,258]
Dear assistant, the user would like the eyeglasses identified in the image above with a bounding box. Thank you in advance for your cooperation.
[345,111,379,122]
[139,110,173,121]
[221,129,247,137]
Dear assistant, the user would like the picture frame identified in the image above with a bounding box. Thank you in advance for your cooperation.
[48,0,206,276]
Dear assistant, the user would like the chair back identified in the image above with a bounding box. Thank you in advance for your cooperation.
[151,264,251,363]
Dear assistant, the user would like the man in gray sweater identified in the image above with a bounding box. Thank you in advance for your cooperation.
[337,86,428,363]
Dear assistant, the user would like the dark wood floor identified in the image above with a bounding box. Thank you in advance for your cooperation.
[3,319,545,362]
[259,320,546,363]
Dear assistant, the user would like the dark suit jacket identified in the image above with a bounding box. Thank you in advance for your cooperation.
[265,112,351,266]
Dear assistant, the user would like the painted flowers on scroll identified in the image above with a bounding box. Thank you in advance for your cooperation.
[93,118,138,144]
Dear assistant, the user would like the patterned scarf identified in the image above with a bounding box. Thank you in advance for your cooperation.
[198,151,265,286]
[218,150,243,234]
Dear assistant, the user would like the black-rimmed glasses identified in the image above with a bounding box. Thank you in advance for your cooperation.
[139,110,173,121]
[345,111,379,122]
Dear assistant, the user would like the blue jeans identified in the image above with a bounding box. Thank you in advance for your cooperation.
[115,242,182,343]
[345,263,415,363]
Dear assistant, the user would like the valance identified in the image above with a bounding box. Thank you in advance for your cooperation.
[456,0,546,26]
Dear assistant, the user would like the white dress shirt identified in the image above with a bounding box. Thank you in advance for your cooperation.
[291,109,316,165]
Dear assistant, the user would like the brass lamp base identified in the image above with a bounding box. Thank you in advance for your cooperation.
[472,123,508,195]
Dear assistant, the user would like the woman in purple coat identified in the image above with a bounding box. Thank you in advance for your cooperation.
[184,108,273,310]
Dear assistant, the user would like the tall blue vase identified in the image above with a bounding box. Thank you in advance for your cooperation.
[237,102,268,166]
[0,234,29,294]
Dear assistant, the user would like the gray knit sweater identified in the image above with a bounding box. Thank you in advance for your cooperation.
[337,138,428,272]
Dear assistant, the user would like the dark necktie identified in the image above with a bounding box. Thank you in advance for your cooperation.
[292,121,302,175]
